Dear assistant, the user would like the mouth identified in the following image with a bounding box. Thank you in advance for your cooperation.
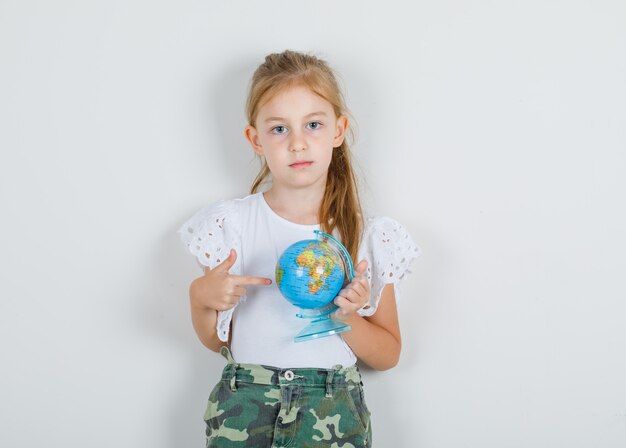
[289,161,313,168]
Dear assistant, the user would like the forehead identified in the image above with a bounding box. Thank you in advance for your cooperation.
[257,84,335,118]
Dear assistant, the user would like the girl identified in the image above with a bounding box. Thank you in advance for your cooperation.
[178,50,419,448]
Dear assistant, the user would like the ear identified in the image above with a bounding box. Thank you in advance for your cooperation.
[333,115,348,148]
[245,125,264,156]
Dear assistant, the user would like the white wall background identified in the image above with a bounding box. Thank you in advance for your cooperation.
[1,1,625,447]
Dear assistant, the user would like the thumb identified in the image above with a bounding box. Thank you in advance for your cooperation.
[215,248,237,273]
[355,259,368,277]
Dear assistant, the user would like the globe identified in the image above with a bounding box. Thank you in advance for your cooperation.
[275,230,355,342]
[276,240,345,309]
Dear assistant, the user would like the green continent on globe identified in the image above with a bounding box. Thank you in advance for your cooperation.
[295,242,339,294]
[275,266,284,287]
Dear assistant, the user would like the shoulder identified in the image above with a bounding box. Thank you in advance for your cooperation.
[178,199,236,241]
[361,216,416,248]
[178,192,261,234]
[176,193,261,269]
[360,215,420,264]
[357,215,420,314]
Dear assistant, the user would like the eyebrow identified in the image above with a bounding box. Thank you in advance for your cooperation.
[264,111,328,123]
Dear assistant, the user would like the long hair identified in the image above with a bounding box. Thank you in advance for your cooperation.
[247,50,364,263]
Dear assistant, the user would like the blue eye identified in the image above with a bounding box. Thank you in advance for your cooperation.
[271,126,287,134]
[307,121,322,130]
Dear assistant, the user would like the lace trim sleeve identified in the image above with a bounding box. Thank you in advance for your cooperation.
[177,200,242,271]
[357,216,421,316]
[177,199,242,341]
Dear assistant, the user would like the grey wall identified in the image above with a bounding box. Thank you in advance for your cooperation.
[1,1,625,446]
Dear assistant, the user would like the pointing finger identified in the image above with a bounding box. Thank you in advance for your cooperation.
[231,275,273,286]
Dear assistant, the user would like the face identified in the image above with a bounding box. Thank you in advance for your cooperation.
[245,84,348,193]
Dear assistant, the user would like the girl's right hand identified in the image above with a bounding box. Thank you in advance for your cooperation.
[189,249,272,312]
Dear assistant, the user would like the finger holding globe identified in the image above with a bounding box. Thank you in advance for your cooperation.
[333,260,370,321]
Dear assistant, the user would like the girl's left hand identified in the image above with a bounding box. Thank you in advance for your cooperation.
[333,260,370,321]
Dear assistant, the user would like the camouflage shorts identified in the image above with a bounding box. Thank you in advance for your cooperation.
[202,347,372,447]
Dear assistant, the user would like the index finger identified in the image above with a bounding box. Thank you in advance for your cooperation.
[231,274,273,286]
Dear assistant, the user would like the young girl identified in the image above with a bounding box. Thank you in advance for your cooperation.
[178,50,419,448]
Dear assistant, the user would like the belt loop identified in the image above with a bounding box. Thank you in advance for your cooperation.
[220,346,238,391]
[220,346,236,363]
[282,386,294,415]
[326,365,341,398]
[229,364,238,392]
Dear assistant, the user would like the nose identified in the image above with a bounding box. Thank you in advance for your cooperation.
[289,130,306,152]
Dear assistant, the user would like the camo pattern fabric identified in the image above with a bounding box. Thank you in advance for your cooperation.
[202,347,372,447]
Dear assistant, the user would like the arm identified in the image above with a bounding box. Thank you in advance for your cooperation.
[333,260,402,370]
[340,283,401,370]
[189,278,228,352]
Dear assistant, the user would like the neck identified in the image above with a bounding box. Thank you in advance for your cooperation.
[263,185,325,225]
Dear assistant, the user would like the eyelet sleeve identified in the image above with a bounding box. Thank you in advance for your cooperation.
[177,200,242,271]
[176,199,242,342]
[357,216,421,316]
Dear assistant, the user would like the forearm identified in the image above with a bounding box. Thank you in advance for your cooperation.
[189,279,228,352]
[341,313,401,371]
[190,305,227,352]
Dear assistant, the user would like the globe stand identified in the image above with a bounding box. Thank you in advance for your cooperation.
[294,303,352,343]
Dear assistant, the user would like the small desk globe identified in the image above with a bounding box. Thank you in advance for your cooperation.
[276,230,355,343]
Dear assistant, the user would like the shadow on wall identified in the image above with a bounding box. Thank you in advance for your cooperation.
[140,225,225,447]
[209,54,265,196]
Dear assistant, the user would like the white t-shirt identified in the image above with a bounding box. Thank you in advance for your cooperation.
[178,192,419,368]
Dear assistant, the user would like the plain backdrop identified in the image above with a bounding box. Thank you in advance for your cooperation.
[1,1,625,447]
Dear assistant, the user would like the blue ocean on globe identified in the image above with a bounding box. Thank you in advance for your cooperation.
[276,239,346,309]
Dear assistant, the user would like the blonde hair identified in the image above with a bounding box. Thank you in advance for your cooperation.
[247,50,364,263]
